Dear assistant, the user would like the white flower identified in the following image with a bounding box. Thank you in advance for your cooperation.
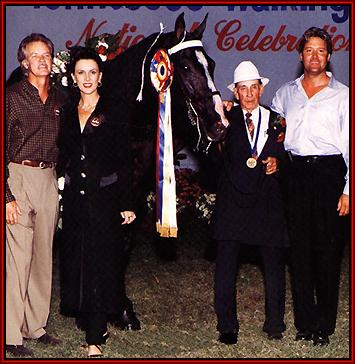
[99,54,107,62]
[146,192,156,211]
[53,57,61,66]
[52,63,60,74]
[58,176,65,190]
[61,76,68,87]
[97,40,109,49]
[60,62,66,73]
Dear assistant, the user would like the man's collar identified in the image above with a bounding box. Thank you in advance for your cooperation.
[295,71,335,89]
[242,106,260,117]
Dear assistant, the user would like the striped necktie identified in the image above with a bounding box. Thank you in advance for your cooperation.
[245,112,254,140]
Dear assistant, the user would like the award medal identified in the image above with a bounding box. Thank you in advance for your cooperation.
[246,108,261,169]
[246,157,257,168]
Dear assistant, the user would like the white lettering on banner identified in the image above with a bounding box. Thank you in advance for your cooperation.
[33,5,349,23]
[65,18,349,53]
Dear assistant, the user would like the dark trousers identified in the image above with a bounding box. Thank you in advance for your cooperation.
[82,312,107,345]
[285,155,346,335]
[214,240,286,334]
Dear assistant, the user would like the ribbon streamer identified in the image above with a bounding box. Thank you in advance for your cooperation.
[150,49,177,237]
[136,22,165,101]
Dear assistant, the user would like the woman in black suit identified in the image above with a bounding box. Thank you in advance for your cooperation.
[57,47,136,357]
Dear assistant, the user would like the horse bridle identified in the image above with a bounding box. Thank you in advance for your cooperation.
[136,29,221,153]
[168,38,221,153]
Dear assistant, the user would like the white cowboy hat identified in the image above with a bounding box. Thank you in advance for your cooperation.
[227,61,269,91]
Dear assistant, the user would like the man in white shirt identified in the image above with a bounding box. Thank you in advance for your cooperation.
[271,27,349,346]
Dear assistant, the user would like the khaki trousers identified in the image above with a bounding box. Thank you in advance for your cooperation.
[6,163,58,345]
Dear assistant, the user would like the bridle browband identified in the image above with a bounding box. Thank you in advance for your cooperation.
[168,40,203,55]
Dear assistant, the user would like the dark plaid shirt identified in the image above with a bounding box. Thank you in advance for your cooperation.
[6,79,66,203]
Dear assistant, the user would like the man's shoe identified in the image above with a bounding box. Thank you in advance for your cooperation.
[267,332,283,340]
[218,333,238,345]
[36,333,60,346]
[5,344,33,357]
[295,331,313,341]
[312,331,330,346]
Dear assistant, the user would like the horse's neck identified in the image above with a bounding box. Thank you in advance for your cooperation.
[106,33,169,103]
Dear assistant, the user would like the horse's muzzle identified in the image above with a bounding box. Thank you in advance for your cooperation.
[207,120,229,142]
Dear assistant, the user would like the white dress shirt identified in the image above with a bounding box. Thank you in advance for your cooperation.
[242,105,270,157]
[271,72,349,195]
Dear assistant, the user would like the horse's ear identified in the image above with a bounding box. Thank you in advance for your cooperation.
[175,12,186,40]
[192,13,208,39]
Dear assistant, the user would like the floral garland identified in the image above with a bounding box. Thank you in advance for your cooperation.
[51,31,125,87]
[268,114,286,143]
[147,168,216,223]
[85,31,125,61]
[195,192,216,222]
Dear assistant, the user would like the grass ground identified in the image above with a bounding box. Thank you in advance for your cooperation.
[5,226,350,360]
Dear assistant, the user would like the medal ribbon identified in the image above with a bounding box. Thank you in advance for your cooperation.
[150,49,177,238]
[247,108,262,158]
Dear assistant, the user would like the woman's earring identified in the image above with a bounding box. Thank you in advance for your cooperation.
[73,82,78,87]
[98,81,102,88]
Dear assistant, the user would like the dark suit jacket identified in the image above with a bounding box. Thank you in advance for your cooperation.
[212,105,289,247]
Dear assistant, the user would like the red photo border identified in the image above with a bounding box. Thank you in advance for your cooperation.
[0,1,353,363]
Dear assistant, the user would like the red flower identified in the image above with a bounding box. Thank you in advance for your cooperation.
[277,132,285,143]
[115,47,125,55]
[107,52,116,61]
[97,45,107,55]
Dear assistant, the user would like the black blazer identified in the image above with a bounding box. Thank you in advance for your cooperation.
[57,95,133,211]
[212,105,289,247]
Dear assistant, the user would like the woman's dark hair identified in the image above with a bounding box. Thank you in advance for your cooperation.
[298,27,333,55]
[68,46,103,74]
[17,33,54,74]
[67,46,103,93]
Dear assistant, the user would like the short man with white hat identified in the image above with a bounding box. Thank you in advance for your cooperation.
[212,61,289,344]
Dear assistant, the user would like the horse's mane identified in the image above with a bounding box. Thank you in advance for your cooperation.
[102,31,175,105]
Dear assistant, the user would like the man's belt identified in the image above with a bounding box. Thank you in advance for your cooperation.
[288,153,342,164]
[14,160,56,169]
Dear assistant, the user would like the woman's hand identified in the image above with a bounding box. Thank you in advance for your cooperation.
[121,211,136,224]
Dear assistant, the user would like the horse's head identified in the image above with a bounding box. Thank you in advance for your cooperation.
[166,13,229,152]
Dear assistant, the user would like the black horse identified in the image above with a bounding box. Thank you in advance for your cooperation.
[101,13,228,207]
[99,13,229,315]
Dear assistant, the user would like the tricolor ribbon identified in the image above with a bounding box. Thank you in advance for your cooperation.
[150,49,177,237]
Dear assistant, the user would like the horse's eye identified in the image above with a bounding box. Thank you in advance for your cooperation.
[182,65,189,71]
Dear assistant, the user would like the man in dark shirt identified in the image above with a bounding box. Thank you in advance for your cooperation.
[5,33,66,357]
